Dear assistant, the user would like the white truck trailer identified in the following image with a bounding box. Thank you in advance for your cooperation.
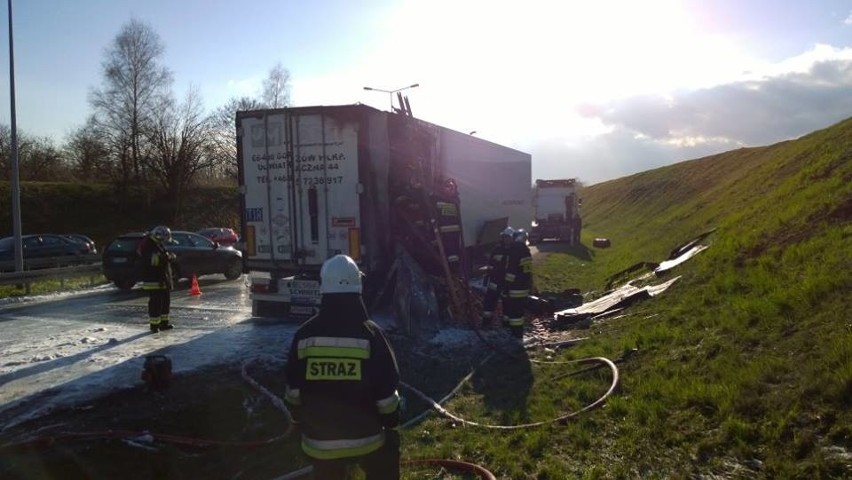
[236,104,531,318]
[529,178,582,246]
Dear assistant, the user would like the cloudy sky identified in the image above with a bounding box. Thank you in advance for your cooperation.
[1,0,851,184]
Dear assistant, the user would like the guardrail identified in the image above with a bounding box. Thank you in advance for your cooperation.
[0,254,104,293]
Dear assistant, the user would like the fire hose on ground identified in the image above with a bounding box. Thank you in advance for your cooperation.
[261,334,621,479]
[0,342,619,479]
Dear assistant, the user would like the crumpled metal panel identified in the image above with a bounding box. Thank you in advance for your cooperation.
[392,249,440,337]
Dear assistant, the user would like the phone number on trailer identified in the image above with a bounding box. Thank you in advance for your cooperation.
[256,175,345,186]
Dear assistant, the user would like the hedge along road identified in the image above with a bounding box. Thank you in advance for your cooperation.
[0,275,302,430]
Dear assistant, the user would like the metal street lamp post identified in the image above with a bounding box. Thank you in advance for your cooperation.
[8,0,23,274]
[363,83,419,112]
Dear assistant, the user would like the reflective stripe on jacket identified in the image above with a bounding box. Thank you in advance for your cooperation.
[302,432,385,460]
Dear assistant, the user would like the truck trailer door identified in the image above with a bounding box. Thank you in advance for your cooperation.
[239,110,361,270]
[289,113,361,266]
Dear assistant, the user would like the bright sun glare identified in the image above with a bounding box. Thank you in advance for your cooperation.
[292,0,758,145]
[365,0,753,142]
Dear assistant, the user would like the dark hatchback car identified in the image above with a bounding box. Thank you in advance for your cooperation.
[102,231,244,290]
[0,234,90,268]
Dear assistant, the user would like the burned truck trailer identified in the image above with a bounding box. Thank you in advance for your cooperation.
[236,104,531,318]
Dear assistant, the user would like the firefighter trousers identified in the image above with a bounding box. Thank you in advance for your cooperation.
[502,295,526,338]
[481,288,502,326]
[148,289,171,326]
[311,430,400,480]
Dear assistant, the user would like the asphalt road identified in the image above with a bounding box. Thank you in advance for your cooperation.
[0,276,302,427]
[1,275,252,330]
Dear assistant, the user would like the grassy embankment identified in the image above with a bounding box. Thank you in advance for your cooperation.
[398,118,851,478]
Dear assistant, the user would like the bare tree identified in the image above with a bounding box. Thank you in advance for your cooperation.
[21,137,70,181]
[0,124,70,181]
[262,62,291,108]
[0,124,31,179]
[0,124,12,175]
[89,18,172,186]
[65,117,112,182]
[144,87,214,215]
[207,96,265,179]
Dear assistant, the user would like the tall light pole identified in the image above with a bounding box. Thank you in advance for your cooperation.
[8,0,23,274]
[363,83,419,112]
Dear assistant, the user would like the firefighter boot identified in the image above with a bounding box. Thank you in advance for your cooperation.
[149,318,160,333]
[158,315,173,331]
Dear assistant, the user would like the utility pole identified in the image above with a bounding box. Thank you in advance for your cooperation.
[8,0,23,273]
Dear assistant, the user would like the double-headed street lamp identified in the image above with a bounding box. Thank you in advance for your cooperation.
[363,83,419,112]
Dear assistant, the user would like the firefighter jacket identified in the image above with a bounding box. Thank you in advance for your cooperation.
[284,293,401,460]
[484,244,511,292]
[137,235,174,291]
[505,242,533,299]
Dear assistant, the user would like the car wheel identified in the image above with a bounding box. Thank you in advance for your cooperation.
[224,258,243,280]
[114,279,136,291]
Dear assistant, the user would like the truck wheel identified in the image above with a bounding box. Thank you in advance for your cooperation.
[224,259,243,280]
[113,279,136,291]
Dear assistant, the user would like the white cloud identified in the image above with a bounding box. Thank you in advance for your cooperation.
[596,56,852,145]
[845,12,852,25]
[533,45,852,184]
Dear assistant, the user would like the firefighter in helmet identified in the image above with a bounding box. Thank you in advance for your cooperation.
[284,254,401,479]
[138,225,176,332]
[503,228,532,338]
[481,226,515,327]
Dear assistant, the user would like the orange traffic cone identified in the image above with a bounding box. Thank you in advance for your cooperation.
[189,274,202,296]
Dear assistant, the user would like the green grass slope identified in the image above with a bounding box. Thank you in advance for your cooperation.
[402,118,851,478]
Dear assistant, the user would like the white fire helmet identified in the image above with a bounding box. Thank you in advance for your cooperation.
[151,225,172,242]
[514,229,528,243]
[320,254,363,294]
[500,227,515,239]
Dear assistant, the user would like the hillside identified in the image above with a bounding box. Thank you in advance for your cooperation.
[0,118,849,479]
[406,118,851,478]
